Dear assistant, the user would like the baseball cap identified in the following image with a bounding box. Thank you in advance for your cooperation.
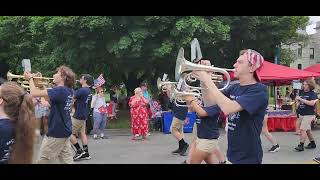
[242,49,264,82]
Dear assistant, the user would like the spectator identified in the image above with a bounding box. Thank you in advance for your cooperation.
[129,87,149,140]
[91,87,108,139]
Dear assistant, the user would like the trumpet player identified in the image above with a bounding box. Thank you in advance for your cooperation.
[70,74,93,161]
[165,84,190,156]
[192,49,268,164]
[24,66,76,164]
[182,60,226,164]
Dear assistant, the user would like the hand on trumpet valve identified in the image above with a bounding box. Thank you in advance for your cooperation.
[191,71,212,84]
[23,71,33,81]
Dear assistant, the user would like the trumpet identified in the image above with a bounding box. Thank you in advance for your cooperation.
[157,77,177,91]
[171,85,203,107]
[175,48,234,91]
[7,71,53,89]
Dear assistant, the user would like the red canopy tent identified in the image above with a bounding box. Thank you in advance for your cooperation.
[224,61,320,85]
[256,61,320,85]
[304,63,320,73]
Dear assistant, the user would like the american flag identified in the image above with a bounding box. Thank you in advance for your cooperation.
[94,74,106,87]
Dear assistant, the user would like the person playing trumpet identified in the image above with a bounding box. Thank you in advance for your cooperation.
[190,49,268,164]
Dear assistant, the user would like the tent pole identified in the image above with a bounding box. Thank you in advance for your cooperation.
[274,82,277,110]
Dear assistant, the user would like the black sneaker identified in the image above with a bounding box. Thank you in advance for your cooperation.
[179,143,189,156]
[305,142,316,149]
[294,144,304,152]
[73,151,86,161]
[79,152,91,160]
[313,157,320,163]
[171,148,181,155]
[268,144,280,153]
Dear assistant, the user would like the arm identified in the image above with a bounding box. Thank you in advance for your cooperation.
[91,95,97,108]
[297,96,318,106]
[24,72,49,98]
[193,71,242,115]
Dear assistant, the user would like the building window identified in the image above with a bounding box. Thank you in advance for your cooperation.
[298,44,302,57]
[310,48,314,59]
[298,64,302,69]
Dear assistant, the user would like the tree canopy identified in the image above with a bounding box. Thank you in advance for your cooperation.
[0,16,309,95]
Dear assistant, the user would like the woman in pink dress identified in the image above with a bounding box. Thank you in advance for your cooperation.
[129,87,149,140]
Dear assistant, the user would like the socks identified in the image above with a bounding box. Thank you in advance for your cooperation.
[73,143,83,153]
[179,139,186,149]
[83,145,89,153]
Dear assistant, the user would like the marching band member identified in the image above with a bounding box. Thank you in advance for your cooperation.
[71,74,93,161]
[192,49,268,164]
[24,66,76,164]
[0,82,36,164]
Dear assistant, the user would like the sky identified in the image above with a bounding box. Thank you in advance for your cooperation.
[306,16,320,34]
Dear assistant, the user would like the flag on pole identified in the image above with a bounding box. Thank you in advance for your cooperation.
[94,74,106,87]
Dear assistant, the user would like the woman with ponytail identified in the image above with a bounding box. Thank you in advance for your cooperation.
[0,82,36,164]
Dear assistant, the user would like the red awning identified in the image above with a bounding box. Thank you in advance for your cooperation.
[304,63,320,73]
[256,61,320,85]
[224,61,320,86]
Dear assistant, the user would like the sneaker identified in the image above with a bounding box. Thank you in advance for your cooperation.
[73,151,86,161]
[100,133,104,139]
[268,144,280,153]
[171,148,181,155]
[135,134,140,137]
[305,142,316,149]
[93,134,98,139]
[313,157,320,163]
[179,143,189,156]
[79,152,91,160]
[294,144,304,152]
[147,133,151,136]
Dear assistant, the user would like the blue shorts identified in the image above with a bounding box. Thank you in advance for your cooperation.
[35,105,49,118]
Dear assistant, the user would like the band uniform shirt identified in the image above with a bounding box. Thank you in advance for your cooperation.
[0,119,14,164]
[196,105,221,140]
[47,86,74,138]
[222,83,268,164]
[73,87,92,120]
[172,103,188,121]
[297,90,318,116]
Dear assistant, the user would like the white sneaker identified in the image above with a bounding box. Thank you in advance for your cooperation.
[147,133,151,136]
[93,134,98,139]
[135,134,140,137]
[100,133,104,139]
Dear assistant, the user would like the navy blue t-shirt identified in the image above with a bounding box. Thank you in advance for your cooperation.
[223,83,268,164]
[0,119,14,164]
[47,86,74,138]
[196,105,221,140]
[297,90,318,116]
[172,103,188,121]
[73,87,92,120]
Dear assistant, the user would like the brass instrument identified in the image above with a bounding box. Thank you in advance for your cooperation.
[175,48,234,91]
[7,71,53,90]
[157,77,177,91]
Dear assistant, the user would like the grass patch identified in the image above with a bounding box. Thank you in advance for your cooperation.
[107,109,131,129]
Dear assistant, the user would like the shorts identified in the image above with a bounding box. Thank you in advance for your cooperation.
[37,136,73,164]
[195,138,219,154]
[299,115,315,131]
[170,117,184,135]
[35,105,49,119]
[72,117,86,135]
